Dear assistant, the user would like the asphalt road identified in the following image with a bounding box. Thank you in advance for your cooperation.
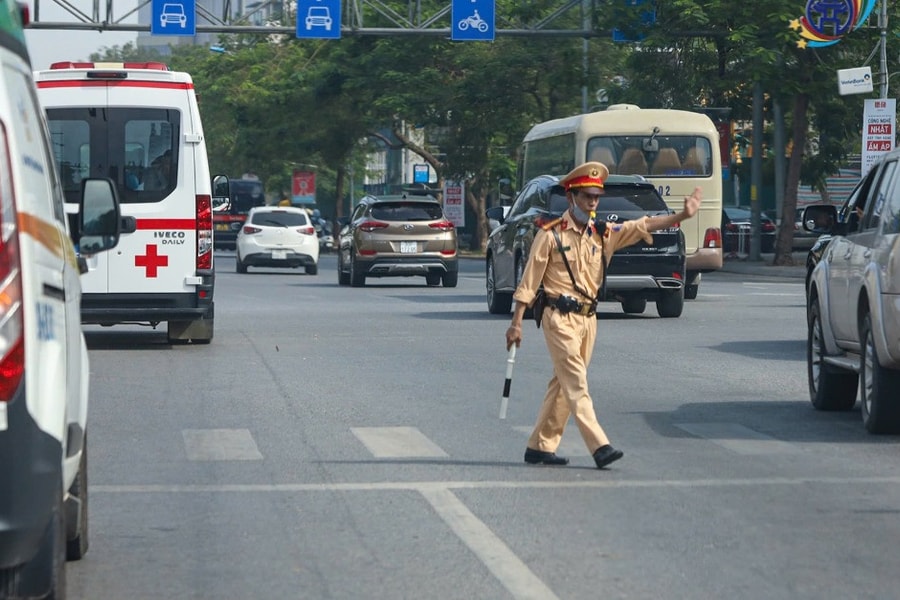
[69,252,900,600]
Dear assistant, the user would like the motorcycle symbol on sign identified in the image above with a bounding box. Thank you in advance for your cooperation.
[457,9,489,32]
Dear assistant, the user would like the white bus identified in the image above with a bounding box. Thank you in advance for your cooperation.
[518,104,723,299]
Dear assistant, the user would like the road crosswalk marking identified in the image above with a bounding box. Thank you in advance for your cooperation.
[182,428,264,461]
[351,426,449,457]
[674,422,800,455]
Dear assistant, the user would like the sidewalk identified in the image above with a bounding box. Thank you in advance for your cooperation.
[718,252,806,279]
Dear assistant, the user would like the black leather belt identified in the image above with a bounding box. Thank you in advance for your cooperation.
[546,295,597,317]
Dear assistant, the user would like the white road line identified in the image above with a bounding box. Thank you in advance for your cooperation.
[182,429,264,461]
[351,426,449,457]
[91,476,900,494]
[419,487,559,600]
[675,422,800,454]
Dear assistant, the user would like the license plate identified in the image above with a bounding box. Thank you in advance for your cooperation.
[215,224,229,231]
[400,241,417,253]
[272,249,287,260]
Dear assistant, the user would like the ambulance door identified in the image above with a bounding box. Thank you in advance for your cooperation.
[104,106,192,295]
[45,99,112,296]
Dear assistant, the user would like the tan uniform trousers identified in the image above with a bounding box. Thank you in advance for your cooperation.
[527,306,609,454]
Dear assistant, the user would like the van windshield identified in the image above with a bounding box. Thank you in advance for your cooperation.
[46,107,181,204]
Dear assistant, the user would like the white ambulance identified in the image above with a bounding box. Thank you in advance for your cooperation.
[34,61,217,344]
[0,5,121,596]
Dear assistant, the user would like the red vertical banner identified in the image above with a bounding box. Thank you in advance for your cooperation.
[292,170,316,205]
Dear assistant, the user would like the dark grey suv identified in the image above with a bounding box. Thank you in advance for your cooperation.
[485,174,687,318]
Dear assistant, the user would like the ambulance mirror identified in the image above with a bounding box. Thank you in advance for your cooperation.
[79,178,121,255]
[212,174,230,199]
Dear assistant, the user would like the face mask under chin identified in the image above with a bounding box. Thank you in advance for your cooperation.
[571,204,591,223]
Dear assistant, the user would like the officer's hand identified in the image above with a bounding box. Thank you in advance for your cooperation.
[682,187,702,219]
[506,324,522,350]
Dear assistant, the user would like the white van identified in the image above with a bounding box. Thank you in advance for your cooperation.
[34,62,217,343]
[0,9,120,597]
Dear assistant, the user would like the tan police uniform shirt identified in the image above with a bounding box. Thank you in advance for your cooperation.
[513,210,653,306]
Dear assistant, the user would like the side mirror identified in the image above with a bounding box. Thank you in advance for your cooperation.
[212,174,230,203]
[78,178,121,255]
[801,205,837,234]
[485,205,507,224]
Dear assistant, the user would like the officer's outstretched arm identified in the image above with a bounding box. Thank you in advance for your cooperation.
[646,186,702,231]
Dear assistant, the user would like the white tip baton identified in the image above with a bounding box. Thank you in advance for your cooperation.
[499,345,517,420]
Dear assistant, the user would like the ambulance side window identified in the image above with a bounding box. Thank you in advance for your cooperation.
[47,117,90,197]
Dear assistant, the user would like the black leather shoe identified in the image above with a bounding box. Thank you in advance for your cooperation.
[524,448,569,466]
[593,445,624,469]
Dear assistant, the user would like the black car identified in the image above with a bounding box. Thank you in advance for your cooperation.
[485,174,687,318]
[722,206,776,254]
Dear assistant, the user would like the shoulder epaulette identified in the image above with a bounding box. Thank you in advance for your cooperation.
[541,217,564,231]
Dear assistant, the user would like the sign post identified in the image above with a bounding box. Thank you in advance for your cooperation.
[151,0,196,36]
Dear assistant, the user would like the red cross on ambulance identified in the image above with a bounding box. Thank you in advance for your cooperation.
[135,244,169,277]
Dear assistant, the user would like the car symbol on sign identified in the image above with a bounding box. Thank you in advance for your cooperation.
[305,6,332,31]
[161,3,187,28]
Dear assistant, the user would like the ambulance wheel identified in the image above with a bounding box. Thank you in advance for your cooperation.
[14,479,65,599]
[66,433,89,560]
[235,254,247,274]
[622,296,646,314]
[305,262,318,275]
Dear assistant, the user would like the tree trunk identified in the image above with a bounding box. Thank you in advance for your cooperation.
[464,176,488,251]
[772,92,809,266]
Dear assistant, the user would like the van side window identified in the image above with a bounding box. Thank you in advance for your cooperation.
[46,107,180,204]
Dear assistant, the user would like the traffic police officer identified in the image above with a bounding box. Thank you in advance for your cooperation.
[505,161,702,468]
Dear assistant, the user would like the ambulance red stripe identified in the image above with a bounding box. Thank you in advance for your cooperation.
[136,219,196,229]
[36,81,193,90]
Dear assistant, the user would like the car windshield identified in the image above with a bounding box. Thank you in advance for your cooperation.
[597,187,670,212]
[725,208,770,222]
[370,202,443,221]
[250,211,309,227]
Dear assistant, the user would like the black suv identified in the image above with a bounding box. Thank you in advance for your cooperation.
[485,174,687,318]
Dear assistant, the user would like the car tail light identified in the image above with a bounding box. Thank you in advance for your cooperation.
[242,225,262,234]
[703,227,722,248]
[297,225,315,235]
[0,123,24,402]
[359,220,388,232]
[196,194,213,270]
[762,222,776,232]
[429,220,455,232]
[440,249,457,256]
[725,223,738,232]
